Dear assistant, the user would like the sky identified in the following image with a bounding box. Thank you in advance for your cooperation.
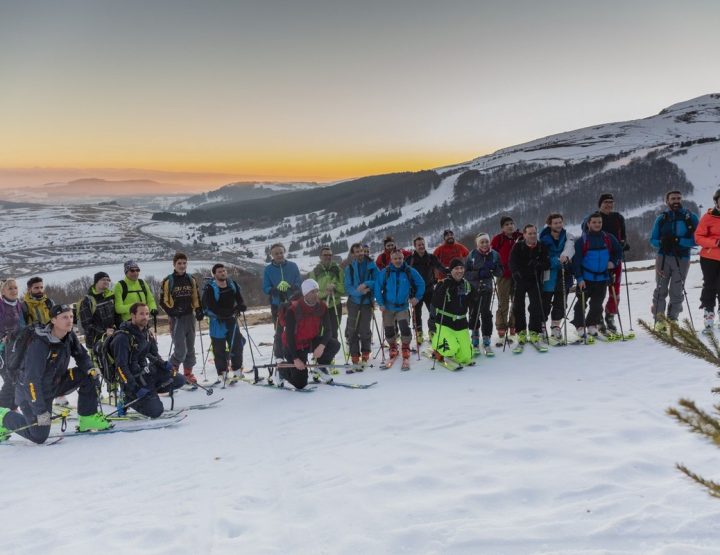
[1,0,719,191]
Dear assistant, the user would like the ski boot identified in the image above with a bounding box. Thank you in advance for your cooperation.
[495,329,507,347]
[77,412,113,433]
[0,407,10,442]
[527,331,540,344]
[517,330,527,344]
[472,332,481,356]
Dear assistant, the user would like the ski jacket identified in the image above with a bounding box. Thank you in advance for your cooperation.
[431,278,477,331]
[695,208,720,262]
[263,260,301,306]
[374,263,425,312]
[375,249,411,271]
[509,240,551,285]
[201,279,245,339]
[110,321,165,392]
[282,299,331,359]
[308,262,345,308]
[344,259,378,306]
[0,297,25,341]
[113,277,157,322]
[15,326,92,416]
[539,227,576,292]
[572,231,622,284]
[78,286,116,347]
[433,242,470,269]
[491,231,523,278]
[407,251,447,287]
[22,293,54,326]
[464,248,502,291]
[650,208,698,259]
[160,272,200,318]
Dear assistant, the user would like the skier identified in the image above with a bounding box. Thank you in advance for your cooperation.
[431,258,476,364]
[407,236,447,343]
[374,249,425,369]
[375,236,411,270]
[114,260,158,323]
[78,271,116,352]
[110,303,186,418]
[344,243,378,368]
[572,212,623,340]
[0,278,25,410]
[160,253,204,385]
[21,276,54,325]
[649,191,699,330]
[491,216,523,344]
[694,187,720,332]
[433,229,470,270]
[0,305,112,444]
[308,246,345,341]
[464,233,503,353]
[539,214,575,342]
[278,279,340,389]
[509,224,551,346]
[202,263,247,382]
[263,243,301,325]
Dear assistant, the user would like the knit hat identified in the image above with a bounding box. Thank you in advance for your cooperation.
[301,279,320,296]
[598,193,614,207]
[475,233,490,243]
[94,271,110,285]
[443,229,454,238]
[448,258,464,271]
[124,260,140,273]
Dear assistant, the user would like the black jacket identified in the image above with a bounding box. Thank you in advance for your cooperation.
[431,278,477,331]
[509,240,550,284]
[110,321,166,392]
[407,251,447,287]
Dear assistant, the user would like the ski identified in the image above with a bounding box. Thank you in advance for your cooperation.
[420,349,463,371]
[528,340,549,353]
[248,381,316,393]
[512,341,524,354]
[315,380,378,389]
[401,358,410,371]
[1,437,64,447]
[47,415,187,439]
[382,355,398,370]
[548,337,567,347]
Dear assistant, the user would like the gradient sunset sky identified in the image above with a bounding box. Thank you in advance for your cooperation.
[1,0,719,190]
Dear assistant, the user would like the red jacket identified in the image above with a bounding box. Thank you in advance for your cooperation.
[376,249,411,270]
[695,209,720,262]
[491,231,522,278]
[282,299,329,355]
[432,242,469,268]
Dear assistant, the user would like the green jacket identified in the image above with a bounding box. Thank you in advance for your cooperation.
[308,262,345,308]
[114,277,157,322]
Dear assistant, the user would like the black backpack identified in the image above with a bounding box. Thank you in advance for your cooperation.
[93,329,136,385]
[0,324,42,384]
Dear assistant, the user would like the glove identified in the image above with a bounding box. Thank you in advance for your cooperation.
[277,281,290,293]
[195,308,205,321]
[135,387,150,400]
[150,309,158,317]
[36,412,51,427]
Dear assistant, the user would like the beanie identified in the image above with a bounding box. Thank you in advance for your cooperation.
[598,193,614,207]
[94,271,110,285]
[301,279,320,296]
[448,258,465,271]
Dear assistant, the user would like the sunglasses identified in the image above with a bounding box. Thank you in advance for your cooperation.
[128,268,140,272]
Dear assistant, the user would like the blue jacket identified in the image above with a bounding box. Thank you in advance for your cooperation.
[649,208,699,259]
[464,249,502,291]
[539,227,575,292]
[344,258,378,306]
[572,231,622,284]
[374,263,426,312]
[263,260,301,306]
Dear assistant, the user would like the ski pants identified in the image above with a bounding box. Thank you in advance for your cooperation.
[469,290,493,338]
[211,318,244,374]
[699,257,720,311]
[345,302,373,357]
[382,309,412,345]
[652,254,690,321]
[604,264,623,315]
[432,324,473,364]
[169,313,197,370]
[572,281,607,328]
[512,280,544,334]
[543,288,568,324]
[495,277,515,331]
[4,367,100,444]
[280,337,340,389]
[0,374,17,411]
[412,287,436,335]
[129,370,186,419]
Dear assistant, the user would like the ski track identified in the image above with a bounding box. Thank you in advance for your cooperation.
[3,262,720,554]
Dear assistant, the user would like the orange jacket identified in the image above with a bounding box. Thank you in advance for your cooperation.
[694,209,720,261]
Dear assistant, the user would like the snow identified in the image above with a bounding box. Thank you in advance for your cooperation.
[3,258,720,553]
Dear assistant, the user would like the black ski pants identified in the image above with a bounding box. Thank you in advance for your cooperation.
[700,257,720,311]
[512,280,544,334]
[126,366,186,419]
[469,290,493,338]
[280,337,340,389]
[412,287,436,335]
[572,281,607,328]
[211,319,244,374]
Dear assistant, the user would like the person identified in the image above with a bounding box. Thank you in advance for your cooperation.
[694,187,720,331]
[375,236,411,270]
[160,253,204,384]
[539,214,575,342]
[21,276,54,325]
[202,263,247,382]
[308,246,345,341]
[407,236,447,343]
[431,258,476,364]
[277,279,340,389]
[0,279,25,410]
[362,244,372,261]
[0,305,112,444]
[491,216,523,344]
[109,303,185,418]
[344,243,378,368]
[263,243,302,326]
[114,260,158,323]
[649,191,699,329]
[78,271,116,352]
[433,229,470,270]
[572,212,623,339]
[509,225,550,344]
[464,234,503,352]
[374,249,425,368]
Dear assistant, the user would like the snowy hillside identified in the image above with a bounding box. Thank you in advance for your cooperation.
[3,261,720,554]
[169,182,321,211]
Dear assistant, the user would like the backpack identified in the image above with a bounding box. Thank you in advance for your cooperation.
[93,329,136,385]
[581,231,612,257]
[379,266,416,304]
[73,294,94,335]
[0,324,41,384]
[660,210,695,238]
[120,278,149,301]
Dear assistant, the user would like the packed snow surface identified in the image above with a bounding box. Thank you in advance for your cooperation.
[2,260,720,554]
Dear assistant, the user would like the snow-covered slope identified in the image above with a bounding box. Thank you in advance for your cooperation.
[170,182,320,211]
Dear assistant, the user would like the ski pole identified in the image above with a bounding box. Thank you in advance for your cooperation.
[534,273,549,343]
[241,312,258,370]
[580,287,588,345]
[673,252,696,333]
[621,249,634,333]
[198,319,207,380]
[370,303,386,362]
[503,281,516,352]
[333,302,348,364]
[13,408,71,438]
[561,265,568,346]
[608,279,626,341]
[409,304,421,360]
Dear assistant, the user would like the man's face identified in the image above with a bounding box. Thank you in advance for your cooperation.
[444,233,455,245]
[96,277,112,292]
[320,250,332,265]
[477,237,490,251]
[384,241,396,253]
[132,306,150,328]
[362,246,370,258]
[214,267,228,281]
[502,221,515,235]
[126,268,141,280]
[30,282,44,297]
[600,199,614,213]
[52,309,74,334]
[174,258,188,275]
[351,246,363,261]
[451,265,464,281]
[588,216,603,232]
[524,227,538,244]
[271,247,285,263]
[550,217,564,233]
[414,240,426,254]
[390,251,404,268]
[667,193,682,211]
